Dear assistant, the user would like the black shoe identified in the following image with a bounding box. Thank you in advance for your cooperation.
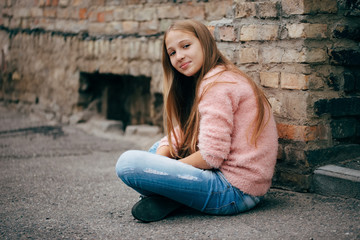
[131,195,182,222]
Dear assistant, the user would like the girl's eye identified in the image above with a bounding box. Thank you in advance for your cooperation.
[169,51,175,56]
[183,44,190,49]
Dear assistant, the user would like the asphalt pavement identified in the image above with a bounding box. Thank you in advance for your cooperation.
[0,103,359,239]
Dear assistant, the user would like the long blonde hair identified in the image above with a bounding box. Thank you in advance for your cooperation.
[162,20,270,159]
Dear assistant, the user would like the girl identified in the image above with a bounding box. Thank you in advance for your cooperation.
[116,20,278,222]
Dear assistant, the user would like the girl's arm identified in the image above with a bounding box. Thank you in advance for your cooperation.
[156,146,212,170]
[156,145,173,158]
[179,151,212,170]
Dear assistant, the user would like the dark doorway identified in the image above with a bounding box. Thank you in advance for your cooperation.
[78,72,152,129]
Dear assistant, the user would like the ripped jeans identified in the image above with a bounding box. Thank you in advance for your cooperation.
[115,142,262,215]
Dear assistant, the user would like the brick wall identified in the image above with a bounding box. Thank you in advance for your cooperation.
[0,0,359,192]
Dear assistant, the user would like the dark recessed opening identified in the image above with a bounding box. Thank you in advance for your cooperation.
[78,72,152,129]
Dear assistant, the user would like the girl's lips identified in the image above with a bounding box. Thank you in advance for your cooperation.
[180,62,190,69]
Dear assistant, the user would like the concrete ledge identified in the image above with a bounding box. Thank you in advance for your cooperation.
[313,165,360,199]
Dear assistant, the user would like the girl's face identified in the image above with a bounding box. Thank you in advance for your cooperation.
[165,30,204,77]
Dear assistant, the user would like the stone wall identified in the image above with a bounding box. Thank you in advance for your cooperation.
[1,0,359,192]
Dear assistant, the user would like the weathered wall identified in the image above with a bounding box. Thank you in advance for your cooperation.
[1,0,359,192]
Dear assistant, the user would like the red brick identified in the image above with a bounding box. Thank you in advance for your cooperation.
[52,0,59,6]
[277,123,327,142]
[97,12,105,22]
[79,8,87,20]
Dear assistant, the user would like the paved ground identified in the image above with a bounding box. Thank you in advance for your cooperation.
[0,103,359,240]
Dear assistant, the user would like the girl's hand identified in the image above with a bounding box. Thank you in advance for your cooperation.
[179,151,212,170]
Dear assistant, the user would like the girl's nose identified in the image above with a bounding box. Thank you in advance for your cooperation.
[176,51,184,61]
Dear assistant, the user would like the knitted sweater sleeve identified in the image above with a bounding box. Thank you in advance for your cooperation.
[198,80,240,168]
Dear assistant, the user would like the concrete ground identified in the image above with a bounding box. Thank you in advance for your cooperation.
[0,103,359,240]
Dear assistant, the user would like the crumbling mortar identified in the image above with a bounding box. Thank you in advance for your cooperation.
[0,26,165,41]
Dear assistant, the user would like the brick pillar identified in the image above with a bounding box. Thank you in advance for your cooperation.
[210,0,360,191]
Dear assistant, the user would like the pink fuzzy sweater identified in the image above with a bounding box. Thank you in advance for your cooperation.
[159,66,278,196]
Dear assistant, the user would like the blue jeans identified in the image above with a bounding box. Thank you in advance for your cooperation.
[115,142,262,215]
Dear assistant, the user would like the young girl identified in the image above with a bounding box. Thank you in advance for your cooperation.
[116,20,278,222]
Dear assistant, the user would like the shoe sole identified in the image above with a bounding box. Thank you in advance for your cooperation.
[131,196,182,222]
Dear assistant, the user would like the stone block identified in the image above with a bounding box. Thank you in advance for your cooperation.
[304,48,327,63]
[157,5,180,19]
[147,39,162,61]
[315,97,360,117]
[59,0,69,7]
[239,47,258,63]
[307,0,338,14]
[14,8,31,18]
[268,97,282,115]
[280,72,309,90]
[43,8,57,18]
[344,71,360,92]
[260,72,279,88]
[261,47,285,63]
[274,169,312,192]
[331,118,358,139]
[308,74,326,90]
[159,19,172,32]
[219,25,237,42]
[57,8,73,19]
[129,60,141,76]
[281,0,305,15]
[180,4,205,20]
[134,7,156,21]
[113,8,134,21]
[329,49,360,66]
[287,23,327,39]
[122,21,139,34]
[306,144,360,167]
[86,117,124,133]
[151,62,163,93]
[128,40,141,59]
[205,0,232,20]
[333,25,360,41]
[88,22,107,35]
[240,25,279,41]
[9,18,21,28]
[282,49,305,63]
[125,125,161,137]
[30,7,43,18]
[256,2,278,18]
[314,165,360,199]
[217,42,236,62]
[139,19,159,35]
[139,60,152,77]
[280,92,309,119]
[234,2,256,18]
[282,0,336,15]
[283,145,308,168]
